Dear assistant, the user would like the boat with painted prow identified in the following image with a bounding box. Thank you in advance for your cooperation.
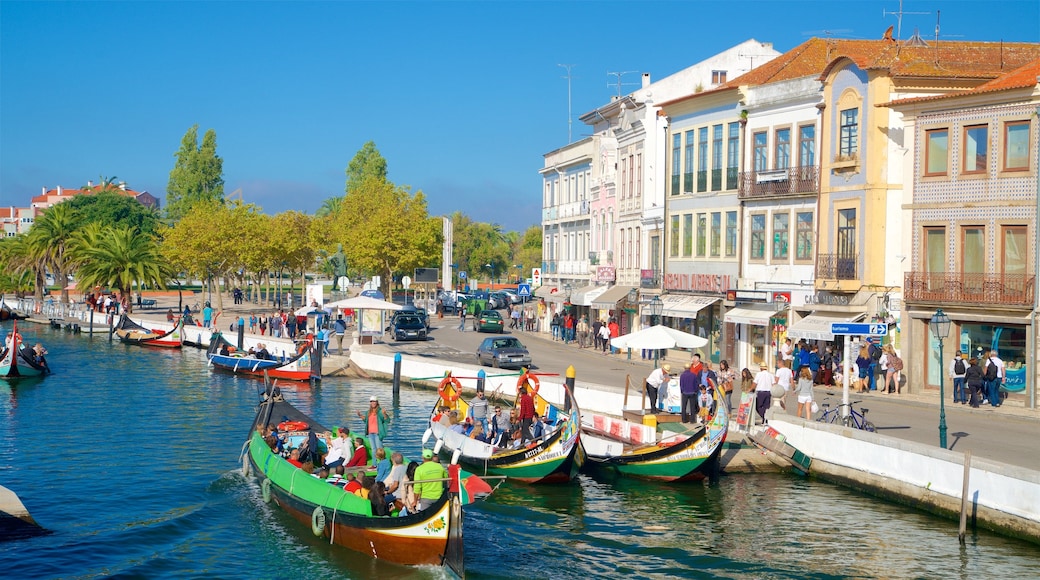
[207,331,319,381]
[423,369,584,484]
[113,314,184,348]
[581,384,727,482]
[0,321,50,378]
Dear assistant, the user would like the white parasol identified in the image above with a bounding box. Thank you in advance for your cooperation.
[325,295,403,311]
[610,324,708,350]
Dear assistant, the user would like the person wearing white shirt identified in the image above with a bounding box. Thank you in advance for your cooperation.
[645,364,671,411]
[774,360,793,411]
[753,362,775,425]
[985,351,1005,407]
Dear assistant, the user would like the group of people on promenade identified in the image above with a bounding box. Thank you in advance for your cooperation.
[645,354,736,425]
[549,311,620,354]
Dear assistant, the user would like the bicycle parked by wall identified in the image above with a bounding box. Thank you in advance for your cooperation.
[816,396,876,432]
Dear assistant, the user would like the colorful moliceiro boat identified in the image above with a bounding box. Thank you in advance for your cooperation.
[423,370,584,484]
[246,393,470,576]
[113,314,183,348]
[580,384,727,482]
[207,332,319,381]
[0,321,50,378]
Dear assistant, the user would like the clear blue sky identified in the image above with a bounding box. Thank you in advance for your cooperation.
[2,1,1037,232]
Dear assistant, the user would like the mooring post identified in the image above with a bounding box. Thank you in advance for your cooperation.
[565,365,576,412]
[392,353,402,397]
[476,369,486,394]
[959,449,972,543]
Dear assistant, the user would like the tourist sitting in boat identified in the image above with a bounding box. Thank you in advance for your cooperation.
[327,465,346,486]
[254,344,272,360]
[384,452,407,499]
[460,417,475,436]
[323,428,352,469]
[219,344,231,356]
[448,412,466,434]
[32,343,48,366]
[530,412,544,439]
[414,449,447,511]
[374,448,392,482]
[489,406,511,446]
[398,461,420,516]
[469,423,488,443]
[286,448,303,468]
[343,473,362,494]
[370,481,391,516]
[355,475,376,499]
[344,437,369,470]
[313,467,330,480]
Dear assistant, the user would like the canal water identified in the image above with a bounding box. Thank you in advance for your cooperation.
[1,324,1037,578]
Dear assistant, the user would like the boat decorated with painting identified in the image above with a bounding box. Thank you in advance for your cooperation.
[113,314,184,348]
[0,321,50,378]
[207,331,318,381]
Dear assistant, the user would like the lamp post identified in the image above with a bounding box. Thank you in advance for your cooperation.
[485,263,495,289]
[514,264,522,284]
[930,309,951,449]
[648,295,663,369]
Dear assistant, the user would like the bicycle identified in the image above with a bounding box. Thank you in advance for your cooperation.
[816,398,876,432]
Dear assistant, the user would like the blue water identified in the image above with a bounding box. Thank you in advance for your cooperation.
[1,325,1038,578]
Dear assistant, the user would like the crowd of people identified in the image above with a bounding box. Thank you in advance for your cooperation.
[433,385,560,449]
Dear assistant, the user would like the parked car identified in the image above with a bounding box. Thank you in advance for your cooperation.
[498,289,522,304]
[476,336,532,369]
[390,314,427,341]
[473,310,504,333]
[392,305,429,330]
[488,291,511,309]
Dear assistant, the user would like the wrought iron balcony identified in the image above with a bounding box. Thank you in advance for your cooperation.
[816,253,857,280]
[739,166,820,199]
[904,271,1036,307]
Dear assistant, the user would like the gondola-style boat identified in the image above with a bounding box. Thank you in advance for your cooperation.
[207,332,318,381]
[580,381,727,482]
[245,389,478,576]
[422,370,584,484]
[113,314,183,348]
[0,321,50,378]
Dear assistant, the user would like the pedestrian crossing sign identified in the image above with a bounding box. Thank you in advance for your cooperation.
[517,283,531,297]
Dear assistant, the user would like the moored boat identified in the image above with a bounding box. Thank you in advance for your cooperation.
[0,321,50,378]
[113,314,184,348]
[207,331,318,381]
[580,383,727,482]
[423,370,584,484]
[245,391,469,576]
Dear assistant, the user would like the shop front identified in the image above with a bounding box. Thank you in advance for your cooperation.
[644,294,721,361]
[591,285,638,334]
[723,300,783,371]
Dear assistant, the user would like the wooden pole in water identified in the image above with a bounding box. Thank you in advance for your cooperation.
[959,449,972,543]
[623,374,631,409]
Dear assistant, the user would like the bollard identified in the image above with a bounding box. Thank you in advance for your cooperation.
[392,353,402,397]
[959,449,972,543]
[89,308,95,337]
[564,365,576,412]
[476,369,486,394]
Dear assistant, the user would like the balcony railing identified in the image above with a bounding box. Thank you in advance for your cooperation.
[739,166,820,199]
[816,253,858,280]
[904,271,1036,307]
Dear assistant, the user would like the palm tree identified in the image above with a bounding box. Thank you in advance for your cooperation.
[0,237,36,297]
[71,225,170,313]
[26,203,80,304]
[315,195,343,218]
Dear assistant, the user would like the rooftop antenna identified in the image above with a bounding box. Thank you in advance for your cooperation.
[883,0,929,40]
[606,70,639,97]
[559,63,576,143]
[738,51,778,71]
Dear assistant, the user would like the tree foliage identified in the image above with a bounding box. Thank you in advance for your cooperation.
[514,225,543,280]
[26,203,79,302]
[62,191,161,236]
[345,141,388,194]
[166,124,224,222]
[70,224,169,311]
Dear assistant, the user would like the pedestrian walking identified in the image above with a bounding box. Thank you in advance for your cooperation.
[334,314,348,355]
[598,323,611,353]
[457,307,467,332]
[949,350,968,404]
[576,316,589,348]
[550,312,561,341]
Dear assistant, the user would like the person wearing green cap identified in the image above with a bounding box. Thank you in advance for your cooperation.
[413,449,448,511]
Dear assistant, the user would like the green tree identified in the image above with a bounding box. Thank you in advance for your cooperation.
[26,203,79,303]
[71,225,169,312]
[62,191,162,236]
[0,236,37,297]
[314,195,343,218]
[514,225,543,280]
[166,124,225,222]
[345,141,388,194]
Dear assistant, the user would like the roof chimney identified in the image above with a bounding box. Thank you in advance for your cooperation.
[57,186,63,196]
[119,182,126,191]
[87,180,93,187]
[41,186,46,195]
[642,73,651,88]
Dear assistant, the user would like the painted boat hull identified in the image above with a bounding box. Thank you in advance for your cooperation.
[207,332,315,381]
[1,322,49,378]
[113,315,184,348]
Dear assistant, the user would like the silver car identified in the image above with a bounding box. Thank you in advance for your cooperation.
[476,336,532,369]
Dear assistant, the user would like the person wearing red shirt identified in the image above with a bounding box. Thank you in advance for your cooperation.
[344,437,369,469]
[608,319,620,354]
[517,385,536,442]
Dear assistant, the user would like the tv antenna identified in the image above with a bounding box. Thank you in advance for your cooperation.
[606,70,640,97]
[738,51,778,70]
[559,63,576,143]
[883,0,929,40]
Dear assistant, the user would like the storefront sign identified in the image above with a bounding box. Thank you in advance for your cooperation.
[804,291,850,306]
[772,292,791,304]
[726,289,769,303]
[596,266,616,283]
[664,273,732,293]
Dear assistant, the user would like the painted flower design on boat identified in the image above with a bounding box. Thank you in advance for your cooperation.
[424,516,446,535]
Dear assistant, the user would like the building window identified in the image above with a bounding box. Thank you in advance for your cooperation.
[697,127,708,192]
[753,131,768,172]
[1003,226,1027,275]
[636,152,642,198]
[670,215,680,257]
[839,108,858,157]
[775,128,791,169]
[711,124,723,191]
[772,212,789,260]
[924,227,946,274]
[925,129,948,176]
[795,211,813,261]
[712,70,727,84]
[962,227,985,273]
[683,130,695,193]
[1004,120,1030,171]
[620,155,627,199]
[710,212,721,257]
[799,125,815,167]
[725,211,737,257]
[963,125,988,174]
[836,208,856,275]
[727,122,739,189]
[671,133,681,195]
[696,213,707,257]
[750,214,766,260]
[683,214,694,256]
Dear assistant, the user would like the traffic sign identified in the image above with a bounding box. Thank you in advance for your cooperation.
[517,283,531,298]
[531,268,541,286]
[830,322,888,336]
[401,275,411,289]
[459,271,467,280]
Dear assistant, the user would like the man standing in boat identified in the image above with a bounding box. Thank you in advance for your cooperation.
[645,364,670,412]
[517,384,535,442]
[414,448,448,511]
[468,388,489,433]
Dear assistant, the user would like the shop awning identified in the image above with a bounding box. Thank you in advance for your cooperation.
[571,284,609,306]
[534,285,557,299]
[648,295,720,318]
[787,312,866,342]
[591,285,636,309]
[723,304,777,326]
[545,291,569,304]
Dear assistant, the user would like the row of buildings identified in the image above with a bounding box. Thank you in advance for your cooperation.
[537,33,1040,408]
[1,183,159,236]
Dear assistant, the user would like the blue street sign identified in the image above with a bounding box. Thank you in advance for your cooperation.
[830,322,888,336]
[459,271,467,280]
[517,283,531,297]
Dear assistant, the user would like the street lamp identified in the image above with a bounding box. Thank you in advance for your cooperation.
[648,295,663,369]
[514,264,522,284]
[485,263,495,289]
[930,308,952,449]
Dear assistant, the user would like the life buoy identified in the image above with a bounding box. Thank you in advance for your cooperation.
[261,478,272,503]
[311,506,326,536]
[277,420,309,432]
[517,372,540,395]
[437,374,462,403]
[297,341,309,356]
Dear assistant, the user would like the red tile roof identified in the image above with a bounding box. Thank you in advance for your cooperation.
[880,57,1040,107]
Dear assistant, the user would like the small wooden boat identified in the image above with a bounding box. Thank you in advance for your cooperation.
[113,314,183,348]
[580,383,728,482]
[0,321,50,378]
[246,391,473,576]
[423,371,584,484]
[207,332,318,382]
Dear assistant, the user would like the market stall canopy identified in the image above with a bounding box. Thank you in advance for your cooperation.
[325,296,403,311]
[610,324,708,350]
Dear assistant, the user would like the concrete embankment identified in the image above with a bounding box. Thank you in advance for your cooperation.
[768,415,1040,545]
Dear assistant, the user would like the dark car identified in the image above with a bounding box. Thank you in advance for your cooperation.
[393,305,429,330]
[473,309,504,333]
[391,315,427,341]
[476,336,532,369]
